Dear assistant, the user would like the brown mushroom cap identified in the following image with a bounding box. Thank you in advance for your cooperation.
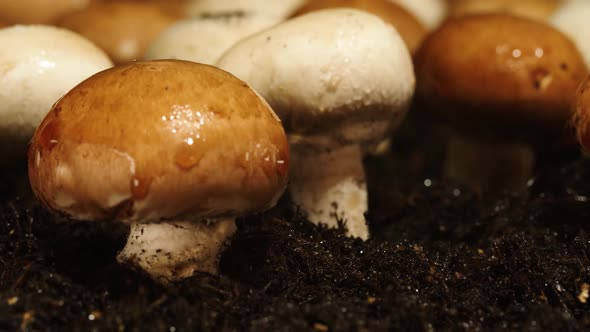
[0,0,91,24]
[449,0,563,21]
[415,14,587,139]
[292,0,427,53]
[57,1,180,64]
[573,75,590,152]
[28,60,289,223]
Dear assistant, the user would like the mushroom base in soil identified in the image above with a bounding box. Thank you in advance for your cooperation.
[117,218,237,282]
[443,132,535,195]
[289,144,369,240]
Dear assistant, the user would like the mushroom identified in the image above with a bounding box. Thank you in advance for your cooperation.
[27,60,290,282]
[57,1,181,64]
[186,0,305,20]
[573,74,590,152]
[389,0,447,29]
[448,0,563,22]
[292,0,427,53]
[0,0,91,24]
[0,25,112,165]
[415,14,587,195]
[144,14,281,65]
[550,0,590,70]
[217,9,415,239]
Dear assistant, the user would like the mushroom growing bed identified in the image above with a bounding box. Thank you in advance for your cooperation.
[1,116,590,331]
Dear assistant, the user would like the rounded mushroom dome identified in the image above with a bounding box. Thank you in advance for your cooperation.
[217,9,415,150]
[186,0,305,20]
[28,60,289,223]
[0,25,112,163]
[415,14,587,138]
[144,14,281,65]
[0,0,91,25]
[57,1,180,64]
[292,0,427,53]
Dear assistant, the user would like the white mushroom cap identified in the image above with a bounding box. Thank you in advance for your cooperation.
[144,14,281,65]
[186,0,306,19]
[217,9,415,150]
[550,0,590,69]
[389,0,447,29]
[0,25,112,163]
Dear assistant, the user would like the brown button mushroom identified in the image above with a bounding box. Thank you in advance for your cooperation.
[0,0,91,24]
[57,1,181,64]
[415,14,587,194]
[573,75,590,152]
[448,0,563,21]
[293,0,427,53]
[28,60,289,282]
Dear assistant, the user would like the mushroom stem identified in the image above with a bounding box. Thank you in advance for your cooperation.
[117,218,237,283]
[289,144,369,239]
[443,132,535,195]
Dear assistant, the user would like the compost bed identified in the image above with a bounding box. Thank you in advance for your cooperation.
[1,120,590,331]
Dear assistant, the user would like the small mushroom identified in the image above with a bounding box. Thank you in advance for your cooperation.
[144,14,281,65]
[292,0,427,53]
[57,1,181,64]
[573,75,590,152]
[448,0,563,21]
[186,0,305,20]
[389,0,447,29]
[217,9,415,239]
[28,60,290,282]
[550,0,590,70]
[0,25,112,164]
[0,0,91,24]
[415,14,587,194]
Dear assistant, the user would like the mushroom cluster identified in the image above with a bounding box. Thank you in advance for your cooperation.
[3,0,589,285]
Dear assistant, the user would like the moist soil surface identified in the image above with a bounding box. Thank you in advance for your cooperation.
[2,121,590,331]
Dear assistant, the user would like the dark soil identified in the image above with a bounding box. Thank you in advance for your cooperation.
[2,120,590,331]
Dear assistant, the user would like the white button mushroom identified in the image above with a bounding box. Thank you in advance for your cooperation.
[28,60,290,283]
[0,25,112,164]
[186,0,306,20]
[144,14,281,65]
[388,0,447,29]
[550,0,590,70]
[217,9,415,240]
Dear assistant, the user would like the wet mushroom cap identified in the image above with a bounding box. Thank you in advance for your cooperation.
[415,14,587,138]
[186,0,305,19]
[0,0,91,24]
[0,25,112,162]
[28,60,289,223]
[217,9,415,149]
[292,0,427,53]
[57,1,180,64]
[448,0,562,21]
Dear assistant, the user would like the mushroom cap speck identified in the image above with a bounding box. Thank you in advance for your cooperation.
[144,14,281,65]
[415,14,587,138]
[28,60,290,223]
[292,0,427,53]
[0,25,112,162]
[217,9,415,150]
